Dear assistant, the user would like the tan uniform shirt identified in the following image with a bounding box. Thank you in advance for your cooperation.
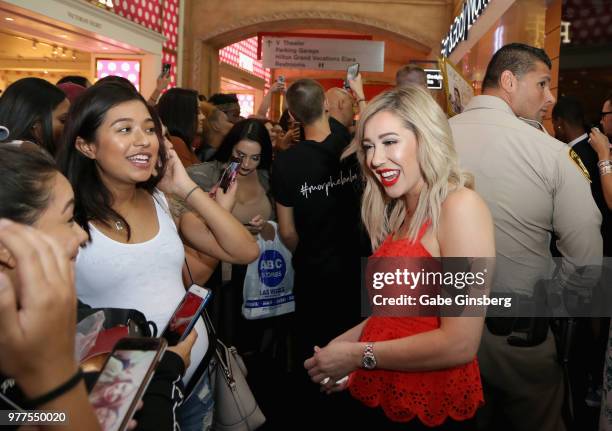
[450,95,602,296]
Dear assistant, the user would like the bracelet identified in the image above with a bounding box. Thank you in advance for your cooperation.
[183,185,200,202]
[600,165,612,176]
[24,368,84,408]
[598,159,612,168]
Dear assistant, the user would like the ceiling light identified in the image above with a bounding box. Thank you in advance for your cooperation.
[72,50,77,60]
[5,17,14,21]
[59,34,68,39]
[102,46,108,50]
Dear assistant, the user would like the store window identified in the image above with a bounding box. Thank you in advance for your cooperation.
[96,59,141,90]
[237,94,255,117]
[219,37,271,88]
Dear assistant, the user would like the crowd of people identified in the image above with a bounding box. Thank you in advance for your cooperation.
[0,41,610,431]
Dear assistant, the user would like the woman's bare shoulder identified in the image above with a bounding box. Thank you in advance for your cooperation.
[441,186,488,217]
[438,186,495,257]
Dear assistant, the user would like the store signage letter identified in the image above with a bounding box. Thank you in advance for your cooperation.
[440,0,491,57]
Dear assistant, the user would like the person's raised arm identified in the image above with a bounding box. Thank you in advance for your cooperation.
[256,82,285,119]
[158,142,258,265]
[147,74,171,106]
[348,73,367,113]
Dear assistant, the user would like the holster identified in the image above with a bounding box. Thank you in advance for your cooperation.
[485,281,551,347]
[486,316,550,347]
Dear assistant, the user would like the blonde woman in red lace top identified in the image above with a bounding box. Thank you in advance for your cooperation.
[304,85,495,429]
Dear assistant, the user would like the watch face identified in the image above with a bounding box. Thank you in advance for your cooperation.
[363,355,376,370]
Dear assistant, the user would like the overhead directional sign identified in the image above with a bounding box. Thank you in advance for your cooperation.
[262,36,385,71]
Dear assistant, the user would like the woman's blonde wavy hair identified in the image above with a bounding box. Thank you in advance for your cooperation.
[343,84,473,250]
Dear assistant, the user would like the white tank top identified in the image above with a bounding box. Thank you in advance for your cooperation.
[75,190,208,384]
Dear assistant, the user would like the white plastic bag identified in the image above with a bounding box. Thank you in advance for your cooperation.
[242,221,295,320]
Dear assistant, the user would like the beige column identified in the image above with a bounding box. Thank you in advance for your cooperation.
[186,39,220,98]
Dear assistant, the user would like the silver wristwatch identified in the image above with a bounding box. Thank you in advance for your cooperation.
[361,343,377,370]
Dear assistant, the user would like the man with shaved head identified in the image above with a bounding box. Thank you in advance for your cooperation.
[396,63,428,89]
[326,74,367,137]
[326,87,354,129]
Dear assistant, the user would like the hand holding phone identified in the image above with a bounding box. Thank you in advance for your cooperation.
[162,285,212,346]
[167,329,198,369]
[162,63,171,77]
[89,337,167,431]
[217,157,242,193]
[344,63,359,89]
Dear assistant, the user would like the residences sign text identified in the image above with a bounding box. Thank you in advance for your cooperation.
[262,37,385,72]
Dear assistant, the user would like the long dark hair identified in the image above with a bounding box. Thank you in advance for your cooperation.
[0,143,58,225]
[0,77,67,155]
[57,82,167,240]
[156,88,199,148]
[213,119,272,171]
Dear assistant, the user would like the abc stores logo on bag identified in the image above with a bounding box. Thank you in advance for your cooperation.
[258,250,286,287]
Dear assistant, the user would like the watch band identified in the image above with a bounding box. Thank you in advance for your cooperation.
[362,343,377,369]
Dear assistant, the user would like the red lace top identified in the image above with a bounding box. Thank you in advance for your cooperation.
[348,223,484,426]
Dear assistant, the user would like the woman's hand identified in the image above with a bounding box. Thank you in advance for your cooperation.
[589,127,611,160]
[269,81,286,94]
[304,343,361,389]
[348,73,365,102]
[167,329,198,370]
[246,215,274,240]
[156,74,171,93]
[0,219,79,398]
[211,178,238,211]
[276,128,300,151]
[157,136,197,198]
[321,375,349,395]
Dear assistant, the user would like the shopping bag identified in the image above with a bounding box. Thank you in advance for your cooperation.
[242,221,295,320]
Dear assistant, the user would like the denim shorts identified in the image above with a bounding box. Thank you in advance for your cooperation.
[177,371,214,431]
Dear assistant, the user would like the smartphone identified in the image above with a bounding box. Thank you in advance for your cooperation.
[217,157,242,193]
[89,337,167,431]
[162,63,171,77]
[344,63,359,89]
[162,285,212,346]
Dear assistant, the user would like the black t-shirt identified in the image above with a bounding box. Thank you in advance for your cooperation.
[272,121,363,276]
[272,119,369,348]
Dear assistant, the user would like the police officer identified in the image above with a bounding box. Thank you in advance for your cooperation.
[450,43,603,431]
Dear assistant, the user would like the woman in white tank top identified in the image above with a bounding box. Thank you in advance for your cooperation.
[57,82,259,431]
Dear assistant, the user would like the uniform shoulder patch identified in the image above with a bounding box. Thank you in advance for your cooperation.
[569,148,591,183]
